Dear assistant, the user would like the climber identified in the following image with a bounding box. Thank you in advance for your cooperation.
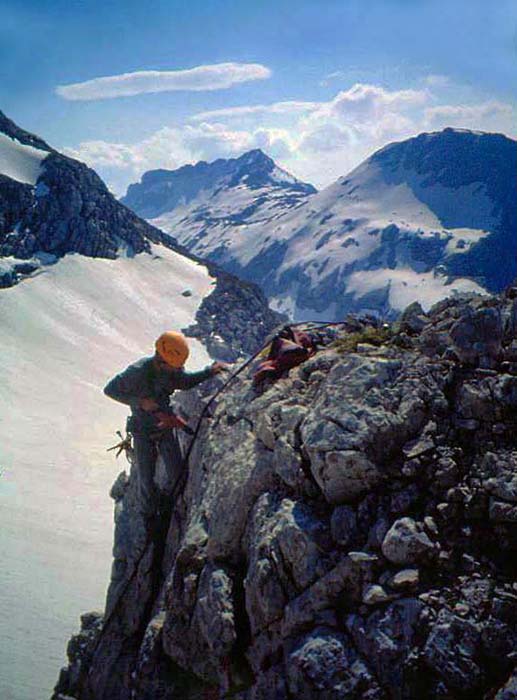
[104,331,227,516]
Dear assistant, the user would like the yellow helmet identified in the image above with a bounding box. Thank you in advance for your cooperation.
[155,331,189,368]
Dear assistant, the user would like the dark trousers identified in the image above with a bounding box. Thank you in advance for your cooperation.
[132,430,183,516]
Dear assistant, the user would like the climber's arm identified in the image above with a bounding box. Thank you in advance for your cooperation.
[103,364,149,406]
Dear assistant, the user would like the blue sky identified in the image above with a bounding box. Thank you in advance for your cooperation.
[2,0,516,193]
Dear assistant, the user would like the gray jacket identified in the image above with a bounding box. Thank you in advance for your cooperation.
[104,356,213,432]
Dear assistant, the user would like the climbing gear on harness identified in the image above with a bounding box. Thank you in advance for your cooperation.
[107,430,133,460]
[155,330,190,368]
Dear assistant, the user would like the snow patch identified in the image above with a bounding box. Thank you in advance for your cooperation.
[346,267,487,312]
[0,132,47,185]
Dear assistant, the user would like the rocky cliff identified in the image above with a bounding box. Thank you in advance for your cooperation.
[0,109,169,287]
[54,289,517,699]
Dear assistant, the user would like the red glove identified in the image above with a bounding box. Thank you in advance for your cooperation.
[155,412,188,430]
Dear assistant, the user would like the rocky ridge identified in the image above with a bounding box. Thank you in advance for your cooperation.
[54,289,517,699]
[0,108,169,287]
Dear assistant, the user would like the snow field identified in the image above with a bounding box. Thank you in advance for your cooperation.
[0,244,214,699]
[0,132,47,185]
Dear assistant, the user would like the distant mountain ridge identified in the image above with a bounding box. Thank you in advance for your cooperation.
[121,148,316,219]
[123,128,517,321]
[368,128,516,289]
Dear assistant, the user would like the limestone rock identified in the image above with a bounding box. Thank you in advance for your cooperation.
[286,627,381,699]
[53,291,517,700]
[362,584,393,606]
[317,449,381,504]
[244,494,331,633]
[381,517,435,565]
[423,610,482,692]
[388,569,420,591]
[346,598,423,693]
[331,505,358,547]
[489,499,517,523]
[449,305,503,367]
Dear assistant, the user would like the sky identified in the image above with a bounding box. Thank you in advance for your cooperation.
[1,0,516,195]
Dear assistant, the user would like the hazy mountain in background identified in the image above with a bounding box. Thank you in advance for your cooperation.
[123,129,517,320]
[121,148,316,218]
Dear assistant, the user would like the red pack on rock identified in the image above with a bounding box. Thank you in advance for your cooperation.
[253,326,318,387]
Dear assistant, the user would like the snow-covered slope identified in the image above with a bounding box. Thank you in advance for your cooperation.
[0,244,216,700]
[0,131,48,184]
[130,129,516,320]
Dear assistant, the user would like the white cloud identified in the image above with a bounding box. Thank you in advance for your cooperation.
[299,122,355,153]
[56,62,271,101]
[319,70,348,87]
[325,83,428,120]
[190,100,319,121]
[424,100,513,127]
[63,81,517,194]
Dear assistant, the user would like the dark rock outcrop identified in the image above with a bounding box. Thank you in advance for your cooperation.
[54,288,517,699]
[183,270,287,361]
[0,109,55,151]
[0,150,163,262]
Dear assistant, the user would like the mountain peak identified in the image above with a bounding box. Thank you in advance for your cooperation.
[365,127,516,203]
[237,148,273,166]
[122,150,316,219]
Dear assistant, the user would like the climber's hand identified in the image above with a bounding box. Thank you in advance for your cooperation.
[139,397,159,412]
[211,361,230,376]
[155,412,188,430]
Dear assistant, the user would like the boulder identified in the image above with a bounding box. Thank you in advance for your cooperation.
[286,627,381,699]
[381,517,435,565]
[449,305,503,367]
[423,610,482,692]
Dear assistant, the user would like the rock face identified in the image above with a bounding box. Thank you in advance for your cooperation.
[0,110,213,291]
[124,129,517,321]
[53,289,517,699]
[183,268,286,362]
[0,110,172,283]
